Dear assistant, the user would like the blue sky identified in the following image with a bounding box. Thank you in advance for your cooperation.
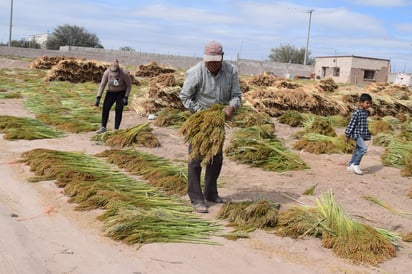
[0,0,411,72]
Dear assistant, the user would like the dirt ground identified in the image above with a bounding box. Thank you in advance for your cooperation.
[1,58,412,274]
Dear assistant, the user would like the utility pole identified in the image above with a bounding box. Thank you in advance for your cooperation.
[8,0,14,47]
[304,9,314,65]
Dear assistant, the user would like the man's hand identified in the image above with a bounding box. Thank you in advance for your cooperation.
[95,96,101,107]
[123,96,128,106]
[223,105,234,120]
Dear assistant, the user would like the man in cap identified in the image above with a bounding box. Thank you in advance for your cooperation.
[179,40,242,213]
[95,59,132,134]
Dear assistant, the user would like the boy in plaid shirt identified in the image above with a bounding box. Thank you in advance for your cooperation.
[345,93,372,175]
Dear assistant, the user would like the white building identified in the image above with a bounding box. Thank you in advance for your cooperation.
[27,33,49,49]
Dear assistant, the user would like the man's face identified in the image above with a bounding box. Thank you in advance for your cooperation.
[205,61,222,74]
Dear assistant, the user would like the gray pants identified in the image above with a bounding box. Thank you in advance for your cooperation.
[187,146,223,204]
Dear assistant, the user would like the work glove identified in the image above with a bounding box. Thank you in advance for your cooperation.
[123,96,128,106]
[345,136,350,143]
[223,105,235,121]
[95,96,101,107]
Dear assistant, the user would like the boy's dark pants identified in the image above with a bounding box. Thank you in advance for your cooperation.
[101,90,125,129]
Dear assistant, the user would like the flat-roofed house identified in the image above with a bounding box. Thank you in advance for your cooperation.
[314,55,390,85]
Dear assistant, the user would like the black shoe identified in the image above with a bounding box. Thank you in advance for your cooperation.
[192,203,208,213]
[206,196,227,204]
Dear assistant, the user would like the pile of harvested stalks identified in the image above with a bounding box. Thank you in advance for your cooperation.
[94,123,160,148]
[0,115,63,140]
[316,190,399,265]
[179,104,226,166]
[153,108,190,128]
[96,149,187,196]
[293,133,351,154]
[217,199,279,239]
[19,148,219,244]
[225,125,308,172]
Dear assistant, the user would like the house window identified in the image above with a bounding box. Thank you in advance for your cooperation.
[364,70,375,80]
[333,67,340,76]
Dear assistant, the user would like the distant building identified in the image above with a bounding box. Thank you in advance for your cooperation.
[27,33,49,49]
[314,55,390,85]
[390,73,412,87]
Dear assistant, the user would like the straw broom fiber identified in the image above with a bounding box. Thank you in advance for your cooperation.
[179,104,226,167]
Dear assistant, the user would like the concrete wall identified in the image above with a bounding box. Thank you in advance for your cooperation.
[0,46,314,77]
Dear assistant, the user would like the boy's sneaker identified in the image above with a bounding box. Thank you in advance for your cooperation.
[346,164,354,173]
[96,127,106,134]
[352,165,363,175]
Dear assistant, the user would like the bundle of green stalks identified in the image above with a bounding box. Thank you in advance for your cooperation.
[294,116,337,139]
[225,125,308,172]
[326,115,350,128]
[277,110,305,127]
[274,206,323,239]
[179,104,226,166]
[292,133,351,154]
[19,148,219,245]
[381,139,412,176]
[153,108,190,128]
[0,91,23,99]
[22,81,101,133]
[217,200,279,240]
[401,152,412,177]
[369,118,395,135]
[316,190,399,265]
[0,115,64,140]
[229,105,275,128]
[399,118,412,142]
[96,149,187,196]
[94,123,160,148]
[372,132,395,147]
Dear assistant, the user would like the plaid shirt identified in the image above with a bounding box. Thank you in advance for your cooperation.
[345,108,371,140]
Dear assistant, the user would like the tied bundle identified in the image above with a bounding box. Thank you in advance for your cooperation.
[179,104,226,166]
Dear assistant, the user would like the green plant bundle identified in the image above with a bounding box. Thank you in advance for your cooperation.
[217,199,279,239]
[96,149,187,196]
[316,190,398,266]
[369,118,394,135]
[94,123,160,148]
[19,148,219,245]
[292,133,351,154]
[381,139,412,168]
[153,108,190,128]
[225,125,308,172]
[295,115,337,139]
[0,115,64,140]
[275,206,323,239]
[230,104,275,128]
[277,110,305,127]
[179,104,226,166]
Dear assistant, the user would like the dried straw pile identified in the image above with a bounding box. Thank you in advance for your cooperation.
[244,87,350,117]
[134,61,175,77]
[45,59,108,83]
[316,77,338,92]
[30,55,78,69]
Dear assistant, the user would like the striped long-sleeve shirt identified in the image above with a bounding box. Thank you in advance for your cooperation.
[345,108,371,140]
